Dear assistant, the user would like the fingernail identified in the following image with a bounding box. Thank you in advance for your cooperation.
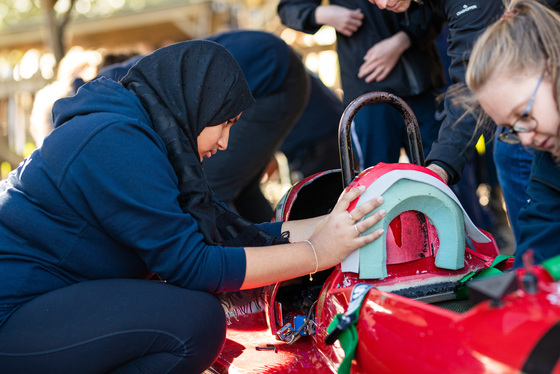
[357,185,365,192]
[378,209,386,217]
[377,196,384,203]
[377,228,385,235]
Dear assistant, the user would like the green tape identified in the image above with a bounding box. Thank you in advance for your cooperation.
[455,254,514,299]
[543,254,560,281]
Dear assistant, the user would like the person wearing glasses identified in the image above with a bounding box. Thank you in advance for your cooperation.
[368,0,560,243]
[461,0,560,267]
[0,40,386,373]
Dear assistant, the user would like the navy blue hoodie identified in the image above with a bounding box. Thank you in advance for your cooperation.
[0,76,280,326]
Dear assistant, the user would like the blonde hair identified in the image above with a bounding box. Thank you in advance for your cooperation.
[465,0,560,159]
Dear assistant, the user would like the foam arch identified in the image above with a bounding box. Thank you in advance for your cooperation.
[358,178,465,279]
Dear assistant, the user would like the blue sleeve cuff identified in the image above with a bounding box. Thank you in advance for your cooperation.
[219,245,247,292]
[256,221,283,237]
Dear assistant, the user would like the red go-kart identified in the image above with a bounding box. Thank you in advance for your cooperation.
[207,92,560,374]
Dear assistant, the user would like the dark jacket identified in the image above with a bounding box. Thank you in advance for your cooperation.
[424,0,560,184]
[277,0,445,104]
[514,151,560,267]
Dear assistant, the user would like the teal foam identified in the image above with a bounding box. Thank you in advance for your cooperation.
[359,179,465,279]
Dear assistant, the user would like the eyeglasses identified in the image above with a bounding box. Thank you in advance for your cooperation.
[497,75,543,144]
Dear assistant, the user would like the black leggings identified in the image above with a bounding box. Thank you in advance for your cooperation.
[0,279,226,374]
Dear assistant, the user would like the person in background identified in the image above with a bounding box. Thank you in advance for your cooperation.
[30,47,101,147]
[462,0,560,266]
[278,69,345,180]
[203,30,304,222]
[434,23,502,239]
[278,0,445,170]
[0,40,386,373]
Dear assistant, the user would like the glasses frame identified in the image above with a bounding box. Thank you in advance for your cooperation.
[498,75,543,144]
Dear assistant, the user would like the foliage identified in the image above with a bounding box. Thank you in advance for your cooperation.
[0,0,187,31]
[0,0,43,28]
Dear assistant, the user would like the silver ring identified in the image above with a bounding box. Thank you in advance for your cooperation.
[354,224,360,235]
[348,212,356,222]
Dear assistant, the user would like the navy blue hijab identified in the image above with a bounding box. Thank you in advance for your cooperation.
[121,40,287,246]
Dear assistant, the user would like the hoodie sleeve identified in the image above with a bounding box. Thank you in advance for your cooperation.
[277,0,322,34]
[424,0,503,184]
[59,116,247,293]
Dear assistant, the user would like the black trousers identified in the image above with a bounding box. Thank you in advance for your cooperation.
[0,279,226,374]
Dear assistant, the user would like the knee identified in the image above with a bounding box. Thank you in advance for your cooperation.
[177,293,226,370]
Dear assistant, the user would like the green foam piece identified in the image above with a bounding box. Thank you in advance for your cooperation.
[359,179,465,279]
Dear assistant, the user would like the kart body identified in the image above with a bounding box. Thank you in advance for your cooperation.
[208,93,560,374]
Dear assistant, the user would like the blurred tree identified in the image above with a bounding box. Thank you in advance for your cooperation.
[0,1,76,164]
[0,0,76,66]
[42,0,77,67]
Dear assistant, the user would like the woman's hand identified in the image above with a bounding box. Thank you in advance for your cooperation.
[315,5,364,37]
[358,31,410,83]
[309,185,385,269]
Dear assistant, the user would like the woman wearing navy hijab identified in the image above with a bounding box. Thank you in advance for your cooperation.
[0,41,384,372]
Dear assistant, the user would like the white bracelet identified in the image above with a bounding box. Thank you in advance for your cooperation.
[304,239,319,281]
